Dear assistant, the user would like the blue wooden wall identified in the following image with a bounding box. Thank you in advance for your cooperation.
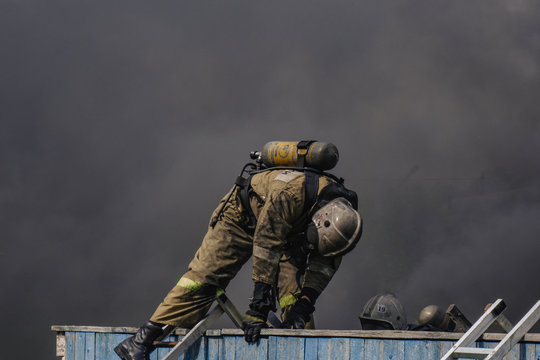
[62,331,540,360]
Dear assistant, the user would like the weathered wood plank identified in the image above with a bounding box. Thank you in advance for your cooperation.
[304,337,318,360]
[426,340,442,360]
[383,339,405,360]
[404,340,439,360]
[423,340,442,360]
[364,339,405,360]
[65,332,76,360]
[51,325,188,335]
[275,336,305,360]
[207,336,220,360]
[349,338,365,360]
[96,333,110,360]
[94,333,107,360]
[317,338,330,360]
[52,326,540,343]
[223,328,468,339]
[206,329,222,337]
[363,339,382,360]
[93,332,125,360]
[221,335,236,360]
[234,334,268,360]
[519,343,534,360]
[267,336,278,360]
[112,334,128,360]
[437,340,454,357]
[74,332,86,360]
[84,332,95,360]
[332,338,351,359]
[218,328,540,342]
[317,338,350,360]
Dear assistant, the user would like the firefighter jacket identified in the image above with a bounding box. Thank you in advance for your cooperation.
[247,169,345,294]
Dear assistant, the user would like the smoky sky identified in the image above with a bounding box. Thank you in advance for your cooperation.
[2,1,540,358]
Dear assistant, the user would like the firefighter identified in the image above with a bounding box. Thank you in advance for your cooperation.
[114,142,363,360]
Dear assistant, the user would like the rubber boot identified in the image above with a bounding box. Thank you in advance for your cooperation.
[114,321,164,360]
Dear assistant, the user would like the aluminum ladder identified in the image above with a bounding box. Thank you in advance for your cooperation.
[159,293,244,360]
[440,299,540,360]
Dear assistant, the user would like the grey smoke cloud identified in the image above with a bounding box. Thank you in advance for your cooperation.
[2,0,540,358]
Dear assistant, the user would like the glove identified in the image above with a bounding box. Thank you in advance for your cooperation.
[243,312,268,343]
[281,297,315,329]
[243,282,274,343]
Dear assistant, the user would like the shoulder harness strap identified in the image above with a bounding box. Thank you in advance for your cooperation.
[303,170,319,213]
[296,140,316,168]
[236,173,257,233]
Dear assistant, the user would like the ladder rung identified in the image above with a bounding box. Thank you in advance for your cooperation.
[453,347,492,359]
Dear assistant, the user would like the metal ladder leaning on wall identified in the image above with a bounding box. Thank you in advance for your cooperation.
[440,298,540,360]
[159,293,244,360]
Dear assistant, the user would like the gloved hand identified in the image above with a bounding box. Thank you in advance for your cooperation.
[243,282,274,343]
[281,297,315,329]
[243,312,268,343]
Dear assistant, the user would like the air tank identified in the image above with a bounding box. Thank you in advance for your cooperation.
[260,141,339,170]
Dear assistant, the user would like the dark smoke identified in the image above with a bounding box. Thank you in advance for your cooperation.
[1,1,540,358]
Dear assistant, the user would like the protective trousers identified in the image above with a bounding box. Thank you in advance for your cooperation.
[150,188,313,328]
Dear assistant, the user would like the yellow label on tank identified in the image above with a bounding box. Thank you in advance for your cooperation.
[267,142,298,166]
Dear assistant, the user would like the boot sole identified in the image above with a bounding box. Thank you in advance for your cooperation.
[113,344,129,360]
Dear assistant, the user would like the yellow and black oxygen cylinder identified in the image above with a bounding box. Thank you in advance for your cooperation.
[260,141,339,170]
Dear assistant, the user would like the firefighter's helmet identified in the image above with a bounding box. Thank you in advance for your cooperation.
[307,197,362,257]
[359,293,407,330]
[418,305,456,331]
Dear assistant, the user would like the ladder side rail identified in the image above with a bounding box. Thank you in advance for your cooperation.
[155,325,176,343]
[162,304,225,360]
[217,293,244,329]
[484,303,514,333]
[440,299,506,360]
[486,300,540,360]
[494,314,514,333]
